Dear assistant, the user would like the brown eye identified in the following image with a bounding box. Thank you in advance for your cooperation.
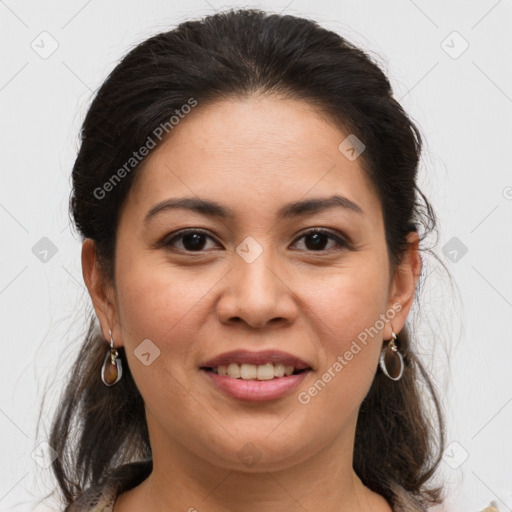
[292,229,347,252]
[160,228,348,254]
[164,229,218,252]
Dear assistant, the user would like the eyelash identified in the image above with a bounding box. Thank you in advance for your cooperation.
[160,228,349,254]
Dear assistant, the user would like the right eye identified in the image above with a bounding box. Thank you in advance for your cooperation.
[161,229,220,252]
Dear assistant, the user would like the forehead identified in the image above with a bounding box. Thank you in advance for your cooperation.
[124,95,382,225]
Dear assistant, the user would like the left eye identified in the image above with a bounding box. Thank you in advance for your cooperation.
[162,228,347,253]
[291,229,347,252]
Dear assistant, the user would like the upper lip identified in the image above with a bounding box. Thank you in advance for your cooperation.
[200,349,312,370]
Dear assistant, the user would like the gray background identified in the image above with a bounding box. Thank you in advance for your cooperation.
[1,1,511,510]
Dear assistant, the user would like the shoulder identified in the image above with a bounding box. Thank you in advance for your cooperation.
[388,482,500,512]
[387,480,429,512]
[64,459,152,512]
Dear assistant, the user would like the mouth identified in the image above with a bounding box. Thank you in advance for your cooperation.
[201,363,310,380]
[199,349,313,379]
[199,350,313,402]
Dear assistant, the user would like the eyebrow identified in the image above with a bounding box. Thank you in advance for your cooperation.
[144,194,364,224]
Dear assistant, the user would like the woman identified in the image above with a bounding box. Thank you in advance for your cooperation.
[46,8,448,511]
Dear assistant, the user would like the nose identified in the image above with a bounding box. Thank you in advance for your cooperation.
[216,247,299,330]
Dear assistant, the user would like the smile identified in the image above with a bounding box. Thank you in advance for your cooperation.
[205,362,308,380]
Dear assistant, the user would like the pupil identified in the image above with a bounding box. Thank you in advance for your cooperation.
[307,232,327,250]
[183,233,206,251]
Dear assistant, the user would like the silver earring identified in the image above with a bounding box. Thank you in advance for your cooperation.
[101,329,123,386]
[379,331,404,381]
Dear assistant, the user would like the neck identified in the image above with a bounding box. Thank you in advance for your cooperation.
[118,416,384,512]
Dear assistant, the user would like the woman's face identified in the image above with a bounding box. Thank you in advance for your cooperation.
[86,94,418,472]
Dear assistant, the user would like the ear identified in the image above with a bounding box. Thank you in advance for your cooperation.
[81,239,122,345]
[383,231,422,340]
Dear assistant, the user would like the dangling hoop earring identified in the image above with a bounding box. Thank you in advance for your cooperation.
[379,331,404,381]
[101,329,123,386]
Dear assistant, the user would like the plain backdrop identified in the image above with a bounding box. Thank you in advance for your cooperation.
[1,1,511,511]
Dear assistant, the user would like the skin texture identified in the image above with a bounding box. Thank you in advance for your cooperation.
[82,94,421,512]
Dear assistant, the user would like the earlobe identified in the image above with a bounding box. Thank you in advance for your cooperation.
[81,239,118,342]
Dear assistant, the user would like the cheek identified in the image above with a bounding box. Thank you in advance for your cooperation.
[302,264,388,397]
[113,261,211,415]
[115,255,215,346]
[305,261,388,344]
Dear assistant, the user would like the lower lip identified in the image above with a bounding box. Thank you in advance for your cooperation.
[200,369,311,402]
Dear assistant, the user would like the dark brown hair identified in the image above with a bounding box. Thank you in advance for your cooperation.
[42,8,447,509]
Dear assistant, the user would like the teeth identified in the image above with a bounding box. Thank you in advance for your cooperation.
[213,363,300,380]
[274,363,285,377]
[256,363,274,380]
[240,363,257,379]
[227,363,240,378]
